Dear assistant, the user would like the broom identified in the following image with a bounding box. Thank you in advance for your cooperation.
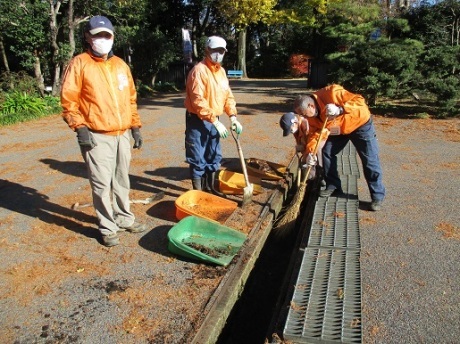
[274,118,328,234]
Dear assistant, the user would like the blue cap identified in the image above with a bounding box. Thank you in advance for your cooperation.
[86,16,114,35]
[280,112,296,136]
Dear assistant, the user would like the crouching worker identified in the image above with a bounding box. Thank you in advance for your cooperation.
[280,112,317,181]
[294,85,385,211]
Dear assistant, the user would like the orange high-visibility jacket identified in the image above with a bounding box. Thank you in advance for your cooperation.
[61,51,141,135]
[306,84,371,153]
[184,58,237,123]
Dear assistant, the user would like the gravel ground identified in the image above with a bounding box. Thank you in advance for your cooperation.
[358,117,460,343]
[0,79,459,343]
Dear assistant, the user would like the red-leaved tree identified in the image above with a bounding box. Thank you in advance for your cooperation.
[289,54,311,77]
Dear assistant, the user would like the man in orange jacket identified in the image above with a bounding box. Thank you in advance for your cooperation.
[61,15,146,246]
[294,85,385,211]
[184,36,243,193]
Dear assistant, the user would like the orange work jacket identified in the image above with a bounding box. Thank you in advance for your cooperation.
[306,84,371,153]
[61,51,141,135]
[184,58,237,123]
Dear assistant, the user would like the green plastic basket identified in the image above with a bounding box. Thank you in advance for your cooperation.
[167,215,247,266]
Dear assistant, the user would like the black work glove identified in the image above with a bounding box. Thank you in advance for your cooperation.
[76,127,96,149]
[131,127,143,149]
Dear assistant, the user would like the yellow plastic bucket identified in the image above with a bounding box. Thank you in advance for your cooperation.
[218,170,264,195]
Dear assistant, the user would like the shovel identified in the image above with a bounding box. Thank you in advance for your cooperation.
[71,191,165,210]
[231,130,253,206]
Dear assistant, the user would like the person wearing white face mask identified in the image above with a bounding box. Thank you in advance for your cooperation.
[61,15,147,247]
[184,35,243,194]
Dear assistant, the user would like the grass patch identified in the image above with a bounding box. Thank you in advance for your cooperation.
[0,93,61,126]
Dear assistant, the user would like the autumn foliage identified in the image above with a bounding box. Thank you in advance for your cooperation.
[288,54,311,77]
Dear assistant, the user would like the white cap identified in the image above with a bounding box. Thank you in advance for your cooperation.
[206,36,227,51]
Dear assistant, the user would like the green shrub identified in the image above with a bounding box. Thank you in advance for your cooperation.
[1,92,45,115]
[0,92,61,126]
[0,71,39,94]
[153,81,179,93]
[44,95,62,114]
[327,39,424,105]
[136,81,155,97]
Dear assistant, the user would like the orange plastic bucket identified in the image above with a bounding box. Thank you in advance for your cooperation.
[175,190,238,224]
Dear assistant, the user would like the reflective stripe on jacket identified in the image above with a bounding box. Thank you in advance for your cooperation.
[306,84,371,153]
[184,58,237,123]
[61,51,141,134]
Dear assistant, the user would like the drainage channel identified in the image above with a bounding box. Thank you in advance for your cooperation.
[271,143,363,344]
[196,143,363,344]
[216,177,320,344]
[216,143,362,344]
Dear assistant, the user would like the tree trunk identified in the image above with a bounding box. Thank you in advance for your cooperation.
[237,29,247,78]
[0,37,10,72]
[62,1,88,91]
[64,0,79,74]
[34,54,45,97]
[49,0,62,96]
[53,65,61,97]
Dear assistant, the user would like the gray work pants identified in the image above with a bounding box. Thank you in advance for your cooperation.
[81,130,135,236]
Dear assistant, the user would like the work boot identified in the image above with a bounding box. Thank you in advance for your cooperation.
[119,221,147,233]
[201,175,211,192]
[102,233,119,247]
[206,172,226,198]
[192,178,202,190]
[319,186,343,198]
[370,200,383,211]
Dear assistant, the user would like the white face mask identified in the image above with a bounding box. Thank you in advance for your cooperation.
[91,38,114,55]
[290,120,299,134]
[210,52,224,64]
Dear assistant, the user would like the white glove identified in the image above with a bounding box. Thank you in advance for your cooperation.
[325,103,343,117]
[230,115,243,134]
[212,119,229,138]
[303,153,317,167]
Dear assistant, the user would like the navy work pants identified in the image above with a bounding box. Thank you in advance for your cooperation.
[185,111,222,179]
[322,118,385,202]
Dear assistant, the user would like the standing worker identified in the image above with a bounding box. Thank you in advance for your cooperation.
[61,15,146,247]
[294,85,385,211]
[184,35,243,193]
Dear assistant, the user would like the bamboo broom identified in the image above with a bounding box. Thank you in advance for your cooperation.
[274,118,328,234]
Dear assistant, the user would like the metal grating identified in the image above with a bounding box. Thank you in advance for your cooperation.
[283,248,362,343]
[340,175,358,197]
[319,175,358,200]
[340,142,355,157]
[337,143,360,177]
[308,199,360,250]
